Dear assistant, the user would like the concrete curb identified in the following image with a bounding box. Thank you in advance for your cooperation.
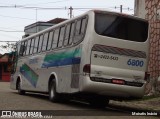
[110,97,160,111]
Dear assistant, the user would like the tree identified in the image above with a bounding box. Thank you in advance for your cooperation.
[0,42,16,53]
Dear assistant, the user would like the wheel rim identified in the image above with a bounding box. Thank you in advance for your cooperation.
[50,85,54,99]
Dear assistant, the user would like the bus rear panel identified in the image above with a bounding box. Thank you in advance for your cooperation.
[81,11,149,99]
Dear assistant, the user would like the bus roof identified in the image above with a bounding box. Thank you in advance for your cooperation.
[20,9,147,42]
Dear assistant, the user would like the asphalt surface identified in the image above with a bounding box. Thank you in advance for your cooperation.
[0,82,159,119]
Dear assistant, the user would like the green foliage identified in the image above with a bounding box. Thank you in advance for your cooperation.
[0,42,16,53]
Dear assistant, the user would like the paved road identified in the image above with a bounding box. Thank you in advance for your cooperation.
[0,82,158,119]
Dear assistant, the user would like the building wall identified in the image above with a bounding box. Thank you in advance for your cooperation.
[135,0,160,79]
[134,0,147,19]
[0,63,10,82]
[0,54,12,82]
[1,63,10,82]
[0,63,11,81]
[145,0,160,80]
[135,0,160,93]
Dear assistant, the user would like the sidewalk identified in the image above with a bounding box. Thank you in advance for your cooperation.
[110,96,160,111]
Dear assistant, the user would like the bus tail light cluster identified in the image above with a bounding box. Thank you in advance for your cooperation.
[144,72,150,83]
[83,64,91,73]
[112,79,125,85]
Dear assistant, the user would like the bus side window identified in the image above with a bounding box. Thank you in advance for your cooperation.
[74,17,87,43]
[81,17,87,35]
[68,22,75,45]
[58,26,65,48]
[74,19,82,43]
[64,24,71,46]
[42,32,49,51]
[47,31,54,50]
[23,41,27,56]
[25,39,31,55]
[38,35,44,53]
[17,42,21,56]
[19,42,25,56]
[30,38,35,54]
[52,28,60,49]
[33,36,39,54]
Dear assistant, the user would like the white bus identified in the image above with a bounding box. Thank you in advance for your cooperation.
[10,10,149,107]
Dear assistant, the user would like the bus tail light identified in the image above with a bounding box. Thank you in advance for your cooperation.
[112,79,125,85]
[83,64,91,73]
[144,72,150,83]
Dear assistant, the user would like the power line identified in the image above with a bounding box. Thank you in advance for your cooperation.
[0,5,133,11]
[0,26,21,31]
[0,14,34,20]
[0,41,17,42]
[0,29,23,32]
[0,5,66,10]
[0,33,21,39]
[114,6,134,11]
[21,0,70,6]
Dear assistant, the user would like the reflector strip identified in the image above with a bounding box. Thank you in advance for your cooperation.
[92,44,146,58]
[112,79,125,85]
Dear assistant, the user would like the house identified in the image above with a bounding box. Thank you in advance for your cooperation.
[23,18,67,38]
[0,53,12,82]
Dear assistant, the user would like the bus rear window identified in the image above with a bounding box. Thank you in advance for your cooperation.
[95,13,148,42]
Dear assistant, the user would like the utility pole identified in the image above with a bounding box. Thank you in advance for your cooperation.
[120,5,123,13]
[69,6,73,18]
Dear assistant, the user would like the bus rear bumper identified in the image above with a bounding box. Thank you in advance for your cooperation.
[81,76,146,99]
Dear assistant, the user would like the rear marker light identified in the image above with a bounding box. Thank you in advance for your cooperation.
[112,79,125,85]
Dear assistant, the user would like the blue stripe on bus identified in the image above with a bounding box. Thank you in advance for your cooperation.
[41,57,81,68]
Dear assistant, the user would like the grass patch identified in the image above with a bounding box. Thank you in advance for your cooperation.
[124,95,160,102]
[142,95,160,100]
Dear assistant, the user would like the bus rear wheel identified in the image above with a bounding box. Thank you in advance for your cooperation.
[49,80,60,102]
[17,81,25,95]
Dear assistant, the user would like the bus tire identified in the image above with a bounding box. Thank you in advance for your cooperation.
[17,81,25,95]
[49,80,60,102]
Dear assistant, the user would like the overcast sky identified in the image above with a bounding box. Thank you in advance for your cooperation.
[0,0,134,53]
